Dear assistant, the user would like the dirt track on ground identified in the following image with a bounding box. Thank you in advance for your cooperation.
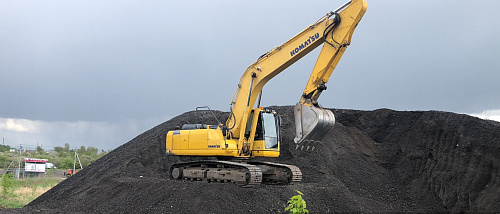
[6,106,499,213]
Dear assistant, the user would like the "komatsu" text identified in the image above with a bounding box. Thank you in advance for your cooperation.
[290,33,320,57]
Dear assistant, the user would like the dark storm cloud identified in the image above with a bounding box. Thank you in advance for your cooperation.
[1,0,499,149]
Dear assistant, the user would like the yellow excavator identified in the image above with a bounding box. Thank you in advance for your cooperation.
[166,0,367,186]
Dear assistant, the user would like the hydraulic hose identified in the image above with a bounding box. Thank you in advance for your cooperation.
[323,13,341,48]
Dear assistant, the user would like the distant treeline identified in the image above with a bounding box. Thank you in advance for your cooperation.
[0,144,109,169]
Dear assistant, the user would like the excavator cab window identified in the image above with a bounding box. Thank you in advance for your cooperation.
[244,111,255,139]
[262,112,278,149]
[244,110,265,141]
[255,113,264,140]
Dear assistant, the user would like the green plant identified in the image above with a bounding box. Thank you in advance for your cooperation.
[1,172,14,196]
[285,190,309,214]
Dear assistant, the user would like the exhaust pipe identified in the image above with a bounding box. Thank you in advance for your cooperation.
[294,103,335,145]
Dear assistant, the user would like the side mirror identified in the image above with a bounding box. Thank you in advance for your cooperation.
[277,115,283,127]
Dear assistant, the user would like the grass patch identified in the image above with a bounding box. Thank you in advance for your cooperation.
[0,176,64,208]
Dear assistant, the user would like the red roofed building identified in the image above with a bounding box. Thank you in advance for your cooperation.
[24,158,48,173]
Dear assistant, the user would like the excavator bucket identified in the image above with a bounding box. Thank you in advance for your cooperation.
[293,103,335,149]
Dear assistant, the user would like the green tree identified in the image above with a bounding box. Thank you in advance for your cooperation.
[51,158,62,168]
[54,146,64,153]
[59,158,73,169]
[57,151,66,158]
[36,146,44,154]
[0,155,9,168]
[77,146,86,154]
[0,145,11,152]
[1,173,14,196]
[86,146,98,156]
[79,154,91,167]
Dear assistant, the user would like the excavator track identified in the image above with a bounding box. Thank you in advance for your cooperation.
[169,160,262,187]
[248,161,302,184]
[169,160,301,187]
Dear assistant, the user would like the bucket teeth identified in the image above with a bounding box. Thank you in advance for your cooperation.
[295,141,317,151]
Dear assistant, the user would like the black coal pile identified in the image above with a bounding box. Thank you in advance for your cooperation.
[8,106,500,213]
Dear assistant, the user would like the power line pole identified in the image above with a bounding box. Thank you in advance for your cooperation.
[73,149,76,175]
[17,144,22,179]
[72,148,83,176]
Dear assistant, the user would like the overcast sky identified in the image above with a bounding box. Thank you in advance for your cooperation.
[1,0,499,151]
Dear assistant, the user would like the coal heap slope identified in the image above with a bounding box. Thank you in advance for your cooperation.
[21,106,500,213]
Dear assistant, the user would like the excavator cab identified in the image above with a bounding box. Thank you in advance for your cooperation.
[242,108,280,156]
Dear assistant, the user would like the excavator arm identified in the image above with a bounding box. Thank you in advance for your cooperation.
[301,1,366,105]
[226,0,367,145]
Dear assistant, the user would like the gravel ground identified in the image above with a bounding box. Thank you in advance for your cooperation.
[4,106,499,213]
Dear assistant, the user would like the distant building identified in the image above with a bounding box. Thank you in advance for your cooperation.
[24,158,48,173]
